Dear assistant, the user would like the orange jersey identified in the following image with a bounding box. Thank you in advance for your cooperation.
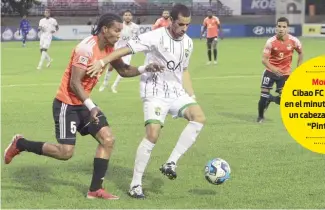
[152,17,171,30]
[203,16,220,38]
[263,34,302,75]
[56,36,114,105]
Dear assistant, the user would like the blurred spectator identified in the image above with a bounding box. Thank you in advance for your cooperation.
[87,18,92,25]
[136,17,141,24]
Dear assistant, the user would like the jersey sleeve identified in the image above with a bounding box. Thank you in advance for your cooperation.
[263,40,272,57]
[71,43,94,70]
[53,19,58,26]
[126,30,156,54]
[152,19,161,30]
[183,39,194,69]
[293,38,302,53]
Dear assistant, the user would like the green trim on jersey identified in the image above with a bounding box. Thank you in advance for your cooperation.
[145,119,164,127]
[178,102,198,117]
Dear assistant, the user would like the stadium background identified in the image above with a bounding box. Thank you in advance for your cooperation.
[1,0,325,41]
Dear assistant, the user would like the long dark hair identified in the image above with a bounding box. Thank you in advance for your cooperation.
[91,13,122,35]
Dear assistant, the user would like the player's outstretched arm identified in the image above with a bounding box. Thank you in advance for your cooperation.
[297,51,303,67]
[110,59,142,77]
[183,69,195,98]
[111,59,164,77]
[216,17,223,39]
[87,29,158,78]
[295,40,303,67]
[201,26,207,39]
[87,47,132,77]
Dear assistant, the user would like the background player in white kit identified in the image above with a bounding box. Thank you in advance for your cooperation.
[37,9,58,70]
[87,4,206,199]
[99,10,140,93]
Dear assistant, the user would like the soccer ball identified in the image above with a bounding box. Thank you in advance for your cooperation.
[204,158,231,185]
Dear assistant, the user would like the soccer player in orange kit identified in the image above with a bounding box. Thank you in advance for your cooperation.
[152,10,171,30]
[257,17,303,123]
[201,9,221,65]
[4,13,162,200]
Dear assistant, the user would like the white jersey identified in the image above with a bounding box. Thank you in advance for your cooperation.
[115,22,140,49]
[39,17,58,35]
[127,27,193,99]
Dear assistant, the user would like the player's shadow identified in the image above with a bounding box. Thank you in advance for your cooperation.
[67,162,165,195]
[4,165,86,194]
[5,161,164,196]
[218,112,268,123]
[111,164,165,195]
[188,188,217,196]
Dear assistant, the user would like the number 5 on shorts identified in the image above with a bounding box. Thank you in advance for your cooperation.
[70,121,77,134]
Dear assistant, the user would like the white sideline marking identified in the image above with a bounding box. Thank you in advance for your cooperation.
[1,75,260,88]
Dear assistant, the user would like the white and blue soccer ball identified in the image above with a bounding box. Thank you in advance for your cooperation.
[204,158,231,185]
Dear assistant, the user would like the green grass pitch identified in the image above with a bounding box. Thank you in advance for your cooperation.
[1,38,325,209]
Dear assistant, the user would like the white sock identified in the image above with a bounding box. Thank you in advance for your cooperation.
[38,51,46,67]
[44,51,51,61]
[103,70,112,85]
[130,138,155,188]
[112,75,123,88]
[167,121,204,164]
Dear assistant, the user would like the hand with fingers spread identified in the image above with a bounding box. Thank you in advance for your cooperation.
[144,63,165,73]
[87,60,105,78]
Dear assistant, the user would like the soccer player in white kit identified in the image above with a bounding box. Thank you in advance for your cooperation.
[37,9,59,70]
[99,10,140,93]
[87,4,206,199]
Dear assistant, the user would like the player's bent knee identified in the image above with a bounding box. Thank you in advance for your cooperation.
[100,135,115,150]
[189,111,206,124]
[58,144,74,160]
[193,114,206,124]
[145,124,161,143]
[95,127,115,149]
[185,106,206,124]
[146,132,159,143]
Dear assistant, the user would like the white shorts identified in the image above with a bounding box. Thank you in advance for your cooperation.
[40,34,52,49]
[143,94,197,126]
